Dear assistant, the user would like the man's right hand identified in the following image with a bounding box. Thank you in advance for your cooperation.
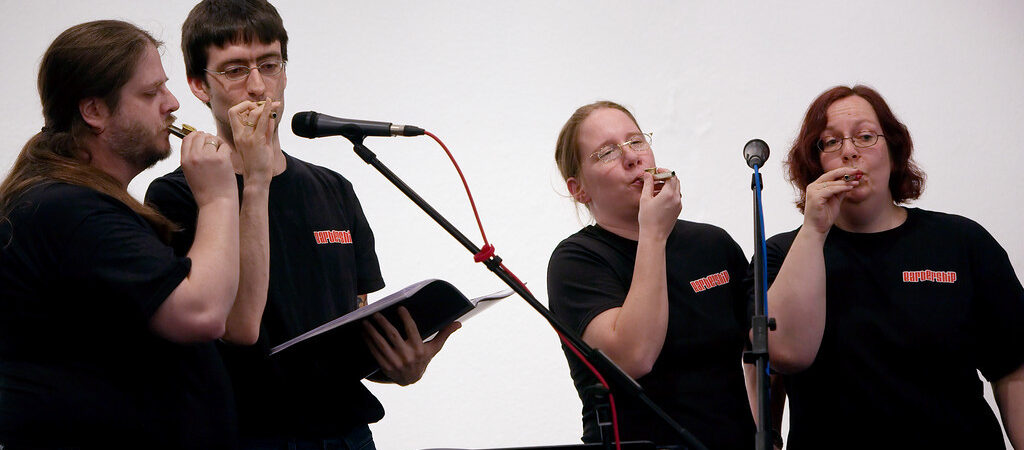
[228,99,281,183]
[180,130,236,207]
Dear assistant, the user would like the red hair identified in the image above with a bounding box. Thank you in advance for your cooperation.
[786,85,925,211]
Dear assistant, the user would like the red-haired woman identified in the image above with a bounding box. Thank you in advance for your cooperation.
[765,85,1024,449]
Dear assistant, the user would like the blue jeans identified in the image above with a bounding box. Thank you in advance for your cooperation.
[239,424,375,450]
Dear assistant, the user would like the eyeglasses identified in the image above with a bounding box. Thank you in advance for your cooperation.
[818,131,885,153]
[205,60,286,81]
[589,133,653,163]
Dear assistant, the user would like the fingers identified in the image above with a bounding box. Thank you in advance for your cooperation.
[371,312,409,346]
[808,178,859,199]
[227,99,280,139]
[179,130,237,206]
[643,169,680,199]
[180,131,220,161]
[362,313,430,386]
[396,307,422,341]
[362,321,401,373]
[639,171,653,198]
[425,321,461,353]
[659,172,681,198]
[815,167,862,184]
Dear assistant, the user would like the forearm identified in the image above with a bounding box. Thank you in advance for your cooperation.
[185,197,241,313]
[743,363,787,430]
[585,234,669,377]
[222,182,271,345]
[153,196,239,342]
[766,226,828,373]
[994,363,1024,449]
[743,360,757,423]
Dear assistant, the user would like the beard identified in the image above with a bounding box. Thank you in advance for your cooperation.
[106,114,172,172]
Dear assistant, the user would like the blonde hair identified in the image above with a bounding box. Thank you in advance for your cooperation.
[554,101,641,209]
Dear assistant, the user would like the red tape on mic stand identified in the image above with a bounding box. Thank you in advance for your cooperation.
[424,130,623,450]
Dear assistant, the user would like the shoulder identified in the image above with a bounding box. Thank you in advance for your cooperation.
[672,219,744,253]
[907,207,987,235]
[284,153,355,189]
[905,208,1008,259]
[146,167,191,200]
[14,183,129,221]
[765,227,801,253]
[5,183,148,245]
[674,219,735,242]
[551,226,619,258]
[549,226,617,269]
[151,166,188,184]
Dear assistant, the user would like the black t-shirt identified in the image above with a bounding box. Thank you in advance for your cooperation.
[548,221,755,449]
[146,152,386,439]
[0,183,235,449]
[762,207,1024,449]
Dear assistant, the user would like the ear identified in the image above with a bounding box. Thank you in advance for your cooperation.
[567,177,589,204]
[78,97,111,134]
[188,76,211,104]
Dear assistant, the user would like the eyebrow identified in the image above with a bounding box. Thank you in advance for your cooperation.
[602,132,644,146]
[144,78,169,91]
[823,120,880,133]
[216,52,284,67]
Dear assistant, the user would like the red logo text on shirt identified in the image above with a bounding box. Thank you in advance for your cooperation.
[902,269,957,283]
[690,269,730,293]
[313,229,353,245]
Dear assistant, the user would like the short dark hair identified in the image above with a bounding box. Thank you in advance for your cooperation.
[786,85,925,211]
[182,0,289,81]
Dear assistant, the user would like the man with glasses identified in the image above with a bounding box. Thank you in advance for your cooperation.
[145,1,457,448]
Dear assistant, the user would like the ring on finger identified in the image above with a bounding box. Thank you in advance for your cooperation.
[243,121,257,127]
[204,139,218,147]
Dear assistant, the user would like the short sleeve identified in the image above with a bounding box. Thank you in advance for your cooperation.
[746,230,797,325]
[59,195,191,325]
[965,221,1024,381]
[547,240,629,336]
[723,236,751,332]
[145,171,199,257]
[341,180,384,295]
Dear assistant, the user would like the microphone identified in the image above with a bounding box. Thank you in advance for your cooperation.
[743,139,770,169]
[292,111,425,139]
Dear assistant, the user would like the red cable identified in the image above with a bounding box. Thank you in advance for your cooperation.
[424,130,622,449]
[424,131,492,262]
[558,332,623,450]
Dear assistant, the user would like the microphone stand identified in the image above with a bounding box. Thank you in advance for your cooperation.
[742,165,776,450]
[345,135,708,450]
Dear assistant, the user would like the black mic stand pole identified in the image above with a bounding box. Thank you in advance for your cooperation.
[742,165,776,450]
[347,136,708,450]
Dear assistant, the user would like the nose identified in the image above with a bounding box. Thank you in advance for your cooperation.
[163,86,180,113]
[246,68,266,98]
[621,145,642,169]
[839,138,860,161]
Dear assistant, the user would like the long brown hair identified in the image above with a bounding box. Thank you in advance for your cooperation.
[0,20,175,241]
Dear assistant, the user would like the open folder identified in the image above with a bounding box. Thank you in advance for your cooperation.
[269,279,513,377]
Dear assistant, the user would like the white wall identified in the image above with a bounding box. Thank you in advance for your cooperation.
[2,1,1021,448]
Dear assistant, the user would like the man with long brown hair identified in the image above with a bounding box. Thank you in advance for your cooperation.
[0,20,241,448]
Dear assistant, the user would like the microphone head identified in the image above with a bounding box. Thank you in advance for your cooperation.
[292,111,319,139]
[743,138,770,168]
